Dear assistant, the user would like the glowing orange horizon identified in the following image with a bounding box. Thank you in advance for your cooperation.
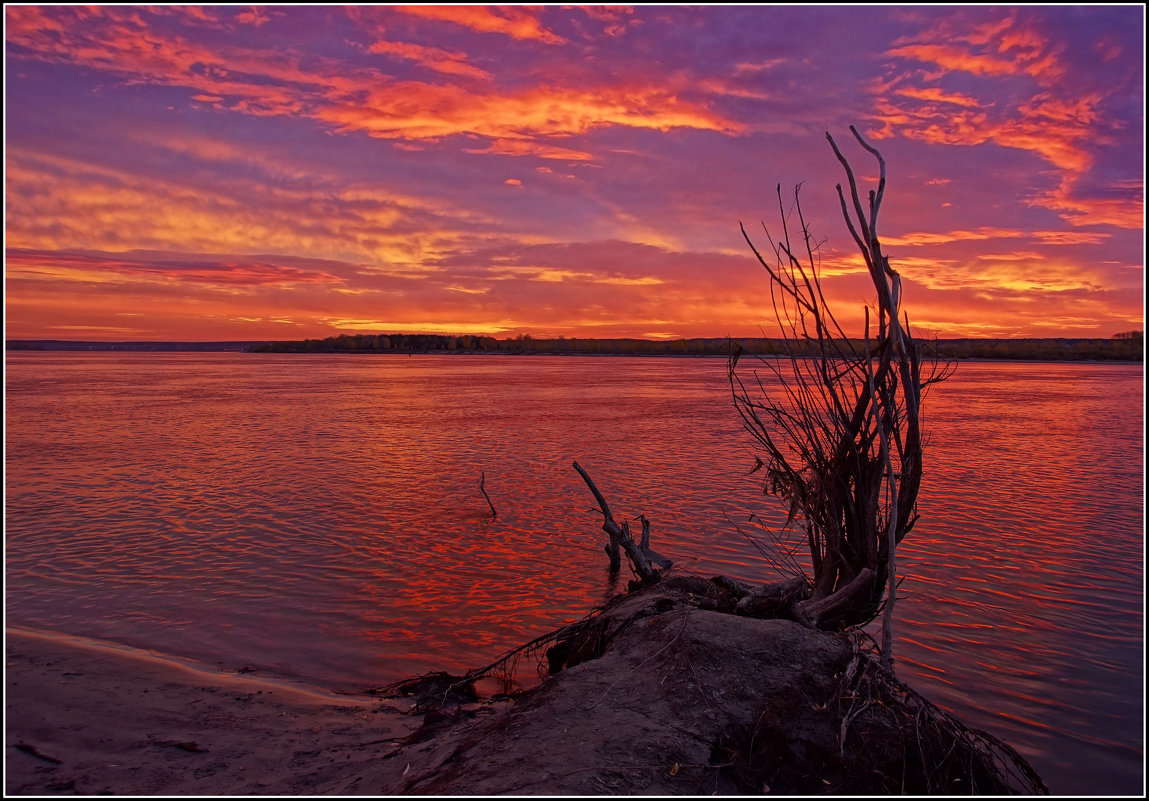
[4,6,1143,342]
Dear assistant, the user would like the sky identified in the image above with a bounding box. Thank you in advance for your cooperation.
[4,4,1145,341]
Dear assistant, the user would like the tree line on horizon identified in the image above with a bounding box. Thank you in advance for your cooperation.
[247,330,1143,361]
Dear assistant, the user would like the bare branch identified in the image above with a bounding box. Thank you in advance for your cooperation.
[730,129,952,645]
[479,471,497,520]
[572,461,661,585]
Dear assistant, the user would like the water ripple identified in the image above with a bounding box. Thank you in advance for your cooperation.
[4,353,1143,794]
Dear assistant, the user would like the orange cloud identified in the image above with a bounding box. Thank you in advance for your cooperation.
[394,5,566,45]
[6,7,742,162]
[882,227,1027,247]
[1029,176,1144,229]
[1029,230,1112,246]
[317,81,742,142]
[4,147,497,271]
[7,234,1138,342]
[907,257,1111,294]
[6,6,324,119]
[3,285,319,341]
[368,39,491,80]
[316,317,519,335]
[887,43,1021,79]
[236,7,271,28]
[5,249,345,289]
[975,252,1045,262]
[149,5,225,28]
[876,14,1139,230]
[4,5,67,37]
[910,290,1141,338]
[485,264,663,286]
[892,12,1064,84]
[874,94,1101,174]
[894,86,984,108]
[579,5,638,37]
[956,14,1015,47]
[463,137,594,161]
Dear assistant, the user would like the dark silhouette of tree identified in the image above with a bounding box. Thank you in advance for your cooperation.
[729,127,953,666]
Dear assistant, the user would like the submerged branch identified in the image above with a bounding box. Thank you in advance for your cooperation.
[479,471,497,520]
[572,461,661,586]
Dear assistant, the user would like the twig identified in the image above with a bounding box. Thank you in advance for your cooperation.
[479,471,497,519]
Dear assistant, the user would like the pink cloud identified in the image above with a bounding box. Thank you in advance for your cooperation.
[875,12,1141,229]
[368,39,491,80]
[5,249,345,288]
[6,6,742,160]
[236,7,271,28]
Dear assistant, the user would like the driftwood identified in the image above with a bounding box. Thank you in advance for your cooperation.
[572,461,669,586]
[734,576,810,619]
[795,567,877,631]
[637,514,672,569]
[711,575,754,598]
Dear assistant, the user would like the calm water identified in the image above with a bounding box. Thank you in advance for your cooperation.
[4,353,1143,794]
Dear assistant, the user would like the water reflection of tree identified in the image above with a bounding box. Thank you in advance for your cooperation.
[729,127,954,666]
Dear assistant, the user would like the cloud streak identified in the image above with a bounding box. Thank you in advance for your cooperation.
[873,8,1143,230]
[6,249,345,288]
[394,5,567,45]
[4,5,1142,341]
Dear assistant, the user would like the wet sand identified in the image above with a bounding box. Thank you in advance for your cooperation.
[5,578,1046,795]
[5,627,422,795]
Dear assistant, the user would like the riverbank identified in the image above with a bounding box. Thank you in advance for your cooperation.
[4,627,421,795]
[5,577,1046,796]
[7,333,1143,361]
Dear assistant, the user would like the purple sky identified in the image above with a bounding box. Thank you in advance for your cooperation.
[4,5,1144,340]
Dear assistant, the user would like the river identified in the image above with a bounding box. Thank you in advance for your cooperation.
[4,352,1143,794]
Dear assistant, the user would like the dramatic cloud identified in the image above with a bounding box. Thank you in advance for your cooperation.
[393,5,567,45]
[5,249,345,289]
[367,39,491,80]
[4,6,1143,341]
[874,8,1143,231]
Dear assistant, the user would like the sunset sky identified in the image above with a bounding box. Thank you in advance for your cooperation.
[4,5,1144,341]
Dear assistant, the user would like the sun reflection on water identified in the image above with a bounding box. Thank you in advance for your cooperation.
[4,353,1143,794]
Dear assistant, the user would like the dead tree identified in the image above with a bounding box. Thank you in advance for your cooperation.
[573,460,670,588]
[729,127,953,662]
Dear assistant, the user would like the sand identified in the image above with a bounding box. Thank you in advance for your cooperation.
[5,627,423,795]
[6,577,1044,795]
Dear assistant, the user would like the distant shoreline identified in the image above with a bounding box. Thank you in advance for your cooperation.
[5,340,256,352]
[7,334,1144,362]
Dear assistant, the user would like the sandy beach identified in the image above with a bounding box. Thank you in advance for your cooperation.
[5,627,424,795]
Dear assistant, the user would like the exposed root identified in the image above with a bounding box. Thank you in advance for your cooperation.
[367,592,642,711]
[372,576,1047,795]
[366,670,477,713]
[828,633,1049,795]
